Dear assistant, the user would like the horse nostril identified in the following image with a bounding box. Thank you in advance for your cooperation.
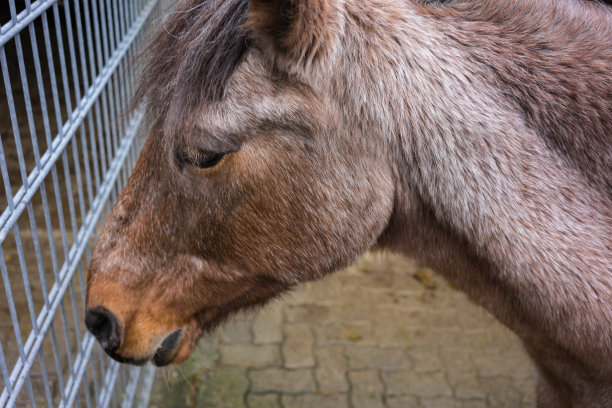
[85,306,122,353]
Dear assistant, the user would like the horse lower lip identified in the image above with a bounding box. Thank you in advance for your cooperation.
[106,350,149,366]
[153,329,183,366]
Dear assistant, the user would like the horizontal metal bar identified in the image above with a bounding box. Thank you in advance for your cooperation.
[0,0,157,243]
[0,109,145,408]
[0,0,58,48]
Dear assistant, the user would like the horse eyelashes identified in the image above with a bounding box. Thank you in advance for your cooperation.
[193,151,225,168]
[176,147,226,169]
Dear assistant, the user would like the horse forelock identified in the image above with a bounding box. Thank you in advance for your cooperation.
[133,0,251,137]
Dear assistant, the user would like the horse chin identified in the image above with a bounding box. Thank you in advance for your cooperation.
[154,286,291,366]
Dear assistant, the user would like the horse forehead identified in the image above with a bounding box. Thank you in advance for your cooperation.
[194,53,322,138]
[196,88,313,138]
[194,63,278,132]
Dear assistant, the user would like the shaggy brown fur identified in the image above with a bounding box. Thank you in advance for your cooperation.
[87,0,611,406]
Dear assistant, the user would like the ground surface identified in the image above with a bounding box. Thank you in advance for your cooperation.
[148,252,535,408]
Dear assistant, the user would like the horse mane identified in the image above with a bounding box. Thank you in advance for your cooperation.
[133,0,250,134]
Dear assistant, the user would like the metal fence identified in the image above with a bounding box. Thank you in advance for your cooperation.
[0,0,161,406]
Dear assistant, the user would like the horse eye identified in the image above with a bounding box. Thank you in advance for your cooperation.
[176,147,225,169]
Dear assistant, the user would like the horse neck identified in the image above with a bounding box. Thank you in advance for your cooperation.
[332,0,612,369]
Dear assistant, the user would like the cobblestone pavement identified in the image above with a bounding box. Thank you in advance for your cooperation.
[149,253,535,408]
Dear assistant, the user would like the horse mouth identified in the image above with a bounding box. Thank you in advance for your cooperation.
[107,351,150,366]
[152,328,184,367]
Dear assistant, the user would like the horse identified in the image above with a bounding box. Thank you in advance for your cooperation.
[84,0,612,406]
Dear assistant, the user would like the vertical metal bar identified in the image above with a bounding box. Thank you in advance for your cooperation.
[135,365,155,408]
[14,30,42,167]
[72,0,91,92]
[81,367,94,408]
[109,0,121,50]
[7,0,18,22]
[27,15,54,159]
[12,223,39,334]
[94,99,109,184]
[49,322,67,403]
[71,133,87,229]
[40,10,64,151]
[51,3,74,120]
[100,88,116,201]
[36,350,54,408]
[0,140,13,403]
[97,0,111,66]
[61,0,83,105]
[85,111,101,191]
[89,349,101,404]
[1,46,30,188]
[82,0,99,83]
[0,341,12,399]
[0,245,37,407]
[0,135,14,223]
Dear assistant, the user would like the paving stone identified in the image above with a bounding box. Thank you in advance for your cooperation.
[281,393,349,408]
[250,368,316,393]
[221,319,253,343]
[373,317,413,348]
[285,304,332,323]
[303,276,346,302]
[384,370,453,398]
[517,377,536,407]
[459,401,487,408]
[349,370,384,395]
[402,309,460,330]
[407,346,444,373]
[351,394,386,408]
[472,350,532,380]
[283,284,315,305]
[345,346,411,370]
[443,330,493,349]
[314,321,376,346]
[148,374,196,408]
[452,376,486,400]
[420,397,464,408]
[179,336,221,378]
[283,323,315,368]
[401,328,463,348]
[480,377,524,408]
[314,346,349,393]
[197,366,249,408]
[247,393,280,408]
[441,349,485,400]
[440,348,475,377]
[386,395,420,408]
[453,304,492,330]
[219,343,281,367]
[252,302,284,344]
[349,370,385,408]
[323,288,373,322]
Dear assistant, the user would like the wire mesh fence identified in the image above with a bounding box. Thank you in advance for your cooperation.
[0,0,161,406]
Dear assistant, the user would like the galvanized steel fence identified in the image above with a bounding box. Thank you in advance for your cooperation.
[0,0,161,406]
